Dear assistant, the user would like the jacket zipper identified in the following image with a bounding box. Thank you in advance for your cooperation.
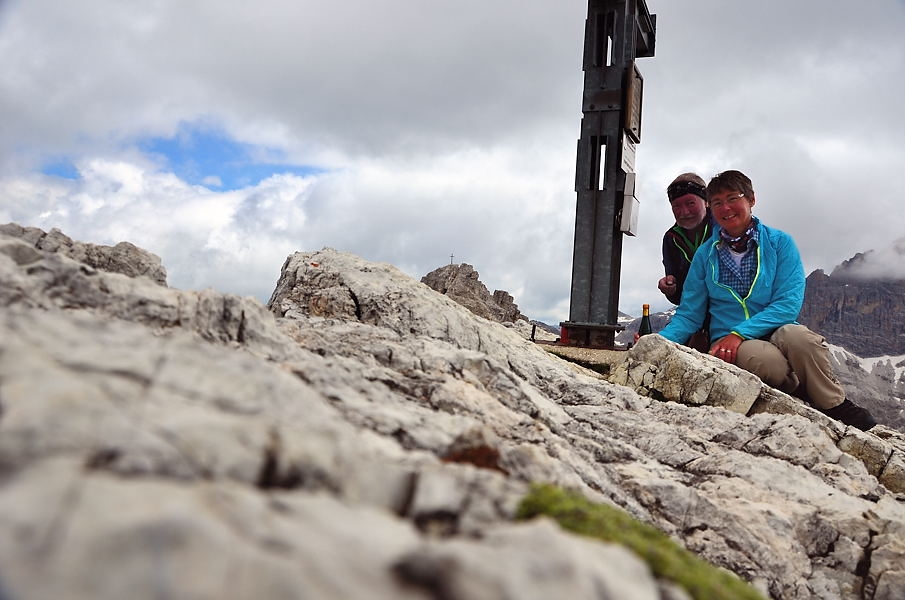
[709,243,762,322]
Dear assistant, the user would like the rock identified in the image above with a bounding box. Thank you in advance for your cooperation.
[0,222,168,286]
[608,334,762,414]
[394,518,661,600]
[824,345,905,434]
[0,231,290,359]
[505,318,559,343]
[420,262,527,323]
[2,227,905,600]
[800,261,905,358]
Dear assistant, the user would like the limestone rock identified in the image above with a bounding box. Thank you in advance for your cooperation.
[0,222,168,285]
[0,231,290,359]
[609,334,762,414]
[394,519,661,600]
[420,262,527,323]
[2,228,905,600]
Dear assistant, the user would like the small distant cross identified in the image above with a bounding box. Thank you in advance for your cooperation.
[449,253,454,265]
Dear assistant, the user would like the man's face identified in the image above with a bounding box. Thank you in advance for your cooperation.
[670,194,708,230]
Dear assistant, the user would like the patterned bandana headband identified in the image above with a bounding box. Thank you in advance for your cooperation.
[667,180,707,202]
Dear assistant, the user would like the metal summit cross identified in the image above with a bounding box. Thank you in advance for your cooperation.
[560,0,656,348]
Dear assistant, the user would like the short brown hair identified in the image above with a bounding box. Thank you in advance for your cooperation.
[707,170,754,199]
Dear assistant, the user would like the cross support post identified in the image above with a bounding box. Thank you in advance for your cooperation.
[561,0,656,348]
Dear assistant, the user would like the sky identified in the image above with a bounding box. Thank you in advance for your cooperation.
[2,0,905,324]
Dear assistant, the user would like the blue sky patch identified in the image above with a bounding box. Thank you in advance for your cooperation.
[38,125,324,190]
[40,160,81,180]
[138,124,324,190]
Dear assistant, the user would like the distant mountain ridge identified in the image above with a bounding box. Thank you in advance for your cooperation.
[799,271,905,357]
[799,238,905,358]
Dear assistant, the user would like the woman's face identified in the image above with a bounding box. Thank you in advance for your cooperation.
[670,194,708,230]
[709,189,755,237]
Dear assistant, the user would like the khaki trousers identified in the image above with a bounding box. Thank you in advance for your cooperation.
[735,324,844,410]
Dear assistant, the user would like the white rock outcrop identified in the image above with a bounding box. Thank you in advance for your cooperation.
[1,227,905,600]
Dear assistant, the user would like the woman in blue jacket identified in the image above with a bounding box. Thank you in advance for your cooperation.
[658,170,876,431]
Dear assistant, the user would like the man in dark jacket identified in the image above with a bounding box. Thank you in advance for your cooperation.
[659,173,712,351]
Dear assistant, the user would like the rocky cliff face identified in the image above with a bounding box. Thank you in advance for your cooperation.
[420,263,526,324]
[799,244,905,358]
[3,224,905,600]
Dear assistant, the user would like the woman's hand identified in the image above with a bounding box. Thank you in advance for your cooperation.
[708,334,743,364]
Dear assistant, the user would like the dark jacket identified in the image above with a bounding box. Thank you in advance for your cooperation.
[661,219,713,305]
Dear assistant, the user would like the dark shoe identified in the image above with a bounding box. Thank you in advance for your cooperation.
[821,399,877,431]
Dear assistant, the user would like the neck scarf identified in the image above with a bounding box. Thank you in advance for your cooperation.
[720,223,755,253]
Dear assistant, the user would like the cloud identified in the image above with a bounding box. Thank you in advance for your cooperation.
[831,238,905,280]
[0,161,305,298]
[0,145,576,321]
[2,0,905,325]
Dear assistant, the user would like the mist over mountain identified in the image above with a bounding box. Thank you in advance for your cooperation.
[828,237,905,281]
[799,239,905,358]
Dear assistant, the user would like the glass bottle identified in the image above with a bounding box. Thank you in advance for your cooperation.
[638,304,652,336]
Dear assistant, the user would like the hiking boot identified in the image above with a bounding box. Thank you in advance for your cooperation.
[820,399,877,431]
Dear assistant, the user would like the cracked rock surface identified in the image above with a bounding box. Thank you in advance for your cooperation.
[2,227,905,600]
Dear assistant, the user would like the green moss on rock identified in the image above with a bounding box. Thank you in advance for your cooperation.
[516,484,765,600]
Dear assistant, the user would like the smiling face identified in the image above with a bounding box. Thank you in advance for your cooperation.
[708,189,755,237]
[669,193,708,231]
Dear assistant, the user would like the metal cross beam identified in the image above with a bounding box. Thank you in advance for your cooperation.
[561,0,656,348]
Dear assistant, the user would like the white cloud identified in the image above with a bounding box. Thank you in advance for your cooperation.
[2,0,905,324]
[832,237,905,280]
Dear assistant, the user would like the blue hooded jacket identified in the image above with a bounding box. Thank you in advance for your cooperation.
[658,219,805,344]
